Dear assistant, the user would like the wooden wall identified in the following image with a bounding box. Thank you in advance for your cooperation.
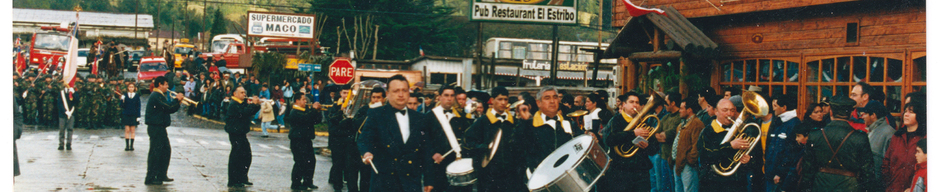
[612,0,860,26]
[700,3,925,58]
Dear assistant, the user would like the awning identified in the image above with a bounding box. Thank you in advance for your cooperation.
[494,66,614,81]
[603,6,718,59]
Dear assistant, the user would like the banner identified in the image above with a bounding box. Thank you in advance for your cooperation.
[470,0,578,25]
[247,11,316,39]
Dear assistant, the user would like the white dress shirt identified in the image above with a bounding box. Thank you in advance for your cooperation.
[541,113,557,130]
[396,109,410,144]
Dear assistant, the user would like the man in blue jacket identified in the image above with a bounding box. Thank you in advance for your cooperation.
[763,94,801,191]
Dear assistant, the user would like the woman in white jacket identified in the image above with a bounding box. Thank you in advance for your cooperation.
[259,99,276,137]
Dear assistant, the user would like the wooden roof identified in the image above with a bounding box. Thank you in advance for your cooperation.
[603,6,718,59]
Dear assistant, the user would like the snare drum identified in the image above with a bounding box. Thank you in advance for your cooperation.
[527,135,609,192]
[445,158,476,186]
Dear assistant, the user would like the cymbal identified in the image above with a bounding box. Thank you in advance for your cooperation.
[508,100,525,109]
[566,110,589,117]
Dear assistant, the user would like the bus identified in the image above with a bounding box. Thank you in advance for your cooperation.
[28,27,71,67]
[210,34,246,54]
[484,37,616,65]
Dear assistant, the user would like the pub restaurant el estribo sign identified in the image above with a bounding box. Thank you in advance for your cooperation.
[247,11,316,39]
[470,0,578,25]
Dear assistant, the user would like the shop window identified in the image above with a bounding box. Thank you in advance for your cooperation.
[808,61,819,82]
[512,46,526,60]
[786,60,799,82]
[759,59,771,82]
[821,58,835,82]
[836,57,851,82]
[887,58,903,82]
[853,56,868,82]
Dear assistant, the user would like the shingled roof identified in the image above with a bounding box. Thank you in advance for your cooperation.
[603,6,718,59]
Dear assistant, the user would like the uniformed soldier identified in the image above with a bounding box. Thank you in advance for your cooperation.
[41,75,59,127]
[24,74,40,125]
[90,76,106,129]
[799,95,879,191]
[73,76,88,128]
[110,78,123,127]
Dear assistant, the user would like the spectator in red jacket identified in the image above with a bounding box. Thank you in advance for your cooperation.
[883,101,926,192]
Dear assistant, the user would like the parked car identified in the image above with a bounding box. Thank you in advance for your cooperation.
[77,48,89,70]
[137,57,169,93]
[126,50,146,72]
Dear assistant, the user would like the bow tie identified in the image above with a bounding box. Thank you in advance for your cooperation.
[398,109,407,115]
[545,116,559,121]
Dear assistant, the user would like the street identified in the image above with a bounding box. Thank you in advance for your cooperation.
[14,92,340,191]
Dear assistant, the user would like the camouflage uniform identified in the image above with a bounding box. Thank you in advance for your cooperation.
[23,76,40,125]
[109,79,123,126]
[93,78,110,128]
[40,77,59,126]
[73,78,87,128]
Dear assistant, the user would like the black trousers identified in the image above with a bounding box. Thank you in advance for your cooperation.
[291,139,316,187]
[345,143,370,192]
[596,168,651,192]
[478,167,527,192]
[145,126,171,183]
[228,133,252,185]
[329,142,347,187]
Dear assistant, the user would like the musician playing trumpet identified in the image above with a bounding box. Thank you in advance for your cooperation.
[697,97,755,192]
[464,87,527,192]
[597,92,655,192]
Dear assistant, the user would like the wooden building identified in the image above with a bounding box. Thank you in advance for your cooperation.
[606,0,925,117]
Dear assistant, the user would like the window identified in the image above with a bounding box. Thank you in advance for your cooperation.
[846,23,859,43]
[719,58,800,98]
[805,56,905,114]
[430,73,458,85]
[512,46,526,60]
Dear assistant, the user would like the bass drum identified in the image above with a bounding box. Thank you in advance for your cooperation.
[527,135,609,192]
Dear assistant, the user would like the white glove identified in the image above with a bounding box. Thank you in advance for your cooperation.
[137,118,141,122]
[66,111,73,118]
[121,95,126,100]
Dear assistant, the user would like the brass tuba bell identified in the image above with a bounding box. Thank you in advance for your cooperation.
[710,91,769,176]
[613,92,665,158]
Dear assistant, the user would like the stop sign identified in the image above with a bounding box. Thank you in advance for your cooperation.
[328,59,355,84]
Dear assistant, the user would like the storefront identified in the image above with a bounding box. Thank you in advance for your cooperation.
[606,0,925,117]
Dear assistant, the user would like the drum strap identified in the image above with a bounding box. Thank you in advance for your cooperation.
[433,106,462,158]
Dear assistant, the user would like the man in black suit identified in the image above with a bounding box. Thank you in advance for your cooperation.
[465,86,528,192]
[358,74,434,192]
[328,85,352,191]
[427,85,474,192]
[516,86,587,174]
[144,76,183,185]
[225,86,261,187]
[288,95,322,190]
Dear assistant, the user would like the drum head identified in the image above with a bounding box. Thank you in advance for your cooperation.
[446,158,474,174]
[528,135,594,189]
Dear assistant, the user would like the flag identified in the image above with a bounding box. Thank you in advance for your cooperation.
[15,52,26,74]
[622,0,666,17]
[63,18,80,87]
[419,45,425,56]
[91,40,100,75]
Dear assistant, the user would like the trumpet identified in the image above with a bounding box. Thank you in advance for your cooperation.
[710,91,769,176]
[167,91,199,106]
[315,104,333,111]
[613,93,664,158]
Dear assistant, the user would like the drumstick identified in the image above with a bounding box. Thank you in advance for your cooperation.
[363,158,379,174]
[441,149,454,158]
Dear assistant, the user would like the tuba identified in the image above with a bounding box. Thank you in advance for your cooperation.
[613,93,665,158]
[342,80,386,118]
[710,91,769,176]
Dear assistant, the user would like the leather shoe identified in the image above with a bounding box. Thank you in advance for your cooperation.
[58,146,64,150]
[291,186,308,190]
[162,178,174,182]
[304,184,319,189]
[242,181,253,185]
[227,183,245,187]
[144,181,163,185]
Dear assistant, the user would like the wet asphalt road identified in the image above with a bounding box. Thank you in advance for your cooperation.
[13,92,343,192]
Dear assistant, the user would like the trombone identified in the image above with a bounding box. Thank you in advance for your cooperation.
[167,91,199,106]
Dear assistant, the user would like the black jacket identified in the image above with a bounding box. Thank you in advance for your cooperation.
[287,105,321,140]
[356,104,434,187]
[225,98,260,134]
[465,109,525,172]
[144,91,180,127]
[602,113,656,172]
[800,120,877,192]
[517,111,584,170]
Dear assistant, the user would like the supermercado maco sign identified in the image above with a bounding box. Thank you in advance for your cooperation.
[247,11,315,39]
[470,0,577,25]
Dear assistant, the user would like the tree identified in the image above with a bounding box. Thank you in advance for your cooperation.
[210,8,227,36]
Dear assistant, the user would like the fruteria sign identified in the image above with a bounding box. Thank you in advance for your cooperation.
[247,11,316,39]
[470,0,578,25]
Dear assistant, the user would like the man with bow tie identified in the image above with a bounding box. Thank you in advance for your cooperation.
[427,85,474,192]
[358,74,434,192]
[465,86,527,192]
[697,97,755,192]
[516,86,587,177]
